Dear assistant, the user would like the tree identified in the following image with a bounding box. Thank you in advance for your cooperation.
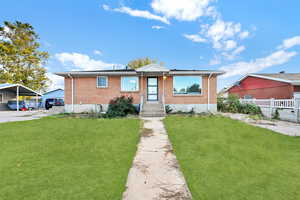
[0,21,49,91]
[127,57,160,69]
[187,84,200,93]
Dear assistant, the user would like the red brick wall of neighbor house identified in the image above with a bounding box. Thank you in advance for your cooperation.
[228,76,294,99]
[294,86,300,92]
[64,75,217,104]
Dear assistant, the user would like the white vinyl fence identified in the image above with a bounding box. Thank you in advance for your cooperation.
[240,98,300,122]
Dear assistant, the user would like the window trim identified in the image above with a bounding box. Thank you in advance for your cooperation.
[172,76,203,96]
[121,76,139,92]
[96,76,108,88]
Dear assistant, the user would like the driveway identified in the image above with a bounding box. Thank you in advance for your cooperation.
[0,110,59,123]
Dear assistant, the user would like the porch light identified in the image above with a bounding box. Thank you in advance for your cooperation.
[163,76,167,80]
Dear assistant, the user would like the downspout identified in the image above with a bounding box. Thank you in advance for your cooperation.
[68,74,74,112]
[207,73,213,112]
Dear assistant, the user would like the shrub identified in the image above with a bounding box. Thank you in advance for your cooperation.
[272,109,280,120]
[106,96,138,118]
[218,94,262,115]
[165,105,173,114]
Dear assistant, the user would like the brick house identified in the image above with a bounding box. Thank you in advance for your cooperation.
[226,73,300,99]
[55,64,224,116]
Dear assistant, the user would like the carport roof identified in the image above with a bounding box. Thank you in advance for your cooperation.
[0,83,41,96]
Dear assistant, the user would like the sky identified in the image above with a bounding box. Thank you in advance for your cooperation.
[1,0,300,91]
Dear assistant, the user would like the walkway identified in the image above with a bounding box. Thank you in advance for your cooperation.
[0,109,61,123]
[221,113,300,136]
[123,117,192,200]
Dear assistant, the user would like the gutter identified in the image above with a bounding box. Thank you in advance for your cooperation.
[68,74,74,112]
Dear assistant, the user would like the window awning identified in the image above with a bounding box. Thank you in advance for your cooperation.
[0,83,42,96]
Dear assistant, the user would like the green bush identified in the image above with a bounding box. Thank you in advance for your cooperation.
[106,96,138,118]
[165,105,173,114]
[218,94,262,115]
[272,109,280,120]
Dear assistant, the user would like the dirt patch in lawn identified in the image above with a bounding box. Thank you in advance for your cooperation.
[141,128,154,137]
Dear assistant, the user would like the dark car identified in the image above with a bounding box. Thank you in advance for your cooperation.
[7,100,28,110]
[45,98,64,110]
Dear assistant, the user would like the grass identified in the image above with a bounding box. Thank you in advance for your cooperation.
[164,115,300,200]
[0,117,141,200]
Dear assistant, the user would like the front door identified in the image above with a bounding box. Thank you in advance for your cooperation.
[147,77,158,101]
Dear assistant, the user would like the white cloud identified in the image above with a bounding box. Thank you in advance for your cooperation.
[232,45,245,55]
[102,4,170,24]
[152,25,165,29]
[47,73,64,91]
[94,50,103,55]
[102,4,110,11]
[183,34,207,43]
[220,50,297,78]
[203,19,243,50]
[151,0,216,21]
[278,36,300,49]
[222,45,245,60]
[224,40,237,50]
[209,55,221,65]
[55,52,123,71]
[239,31,249,39]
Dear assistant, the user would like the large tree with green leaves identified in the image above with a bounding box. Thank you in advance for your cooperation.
[0,21,49,91]
[127,57,163,70]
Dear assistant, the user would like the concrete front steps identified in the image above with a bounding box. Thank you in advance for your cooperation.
[140,102,165,117]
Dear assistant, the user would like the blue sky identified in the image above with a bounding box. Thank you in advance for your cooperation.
[1,0,300,91]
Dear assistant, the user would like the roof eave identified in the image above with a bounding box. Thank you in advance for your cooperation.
[169,71,225,75]
[55,71,138,77]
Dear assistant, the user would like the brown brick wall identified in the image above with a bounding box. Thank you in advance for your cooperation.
[294,86,300,92]
[64,75,217,105]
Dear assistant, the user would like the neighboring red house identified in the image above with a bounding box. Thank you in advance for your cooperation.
[227,73,300,99]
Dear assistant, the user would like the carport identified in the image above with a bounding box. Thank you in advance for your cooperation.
[0,83,41,111]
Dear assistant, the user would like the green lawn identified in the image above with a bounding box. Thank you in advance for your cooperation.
[164,115,300,200]
[0,117,140,200]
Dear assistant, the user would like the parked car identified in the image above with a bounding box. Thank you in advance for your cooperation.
[45,98,64,110]
[26,99,40,110]
[7,100,28,110]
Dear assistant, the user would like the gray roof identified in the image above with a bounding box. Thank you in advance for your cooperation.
[0,83,41,96]
[253,73,300,81]
[55,66,224,77]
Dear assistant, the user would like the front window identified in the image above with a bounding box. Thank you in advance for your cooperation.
[97,76,108,88]
[173,76,202,95]
[121,76,139,92]
[0,93,3,103]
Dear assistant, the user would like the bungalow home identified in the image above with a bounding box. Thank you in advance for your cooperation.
[55,64,224,116]
[226,73,300,99]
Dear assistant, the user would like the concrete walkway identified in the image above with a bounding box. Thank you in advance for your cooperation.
[123,117,192,200]
[0,110,59,123]
[221,113,300,136]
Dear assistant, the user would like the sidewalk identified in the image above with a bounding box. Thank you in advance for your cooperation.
[123,117,192,200]
[221,112,300,136]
